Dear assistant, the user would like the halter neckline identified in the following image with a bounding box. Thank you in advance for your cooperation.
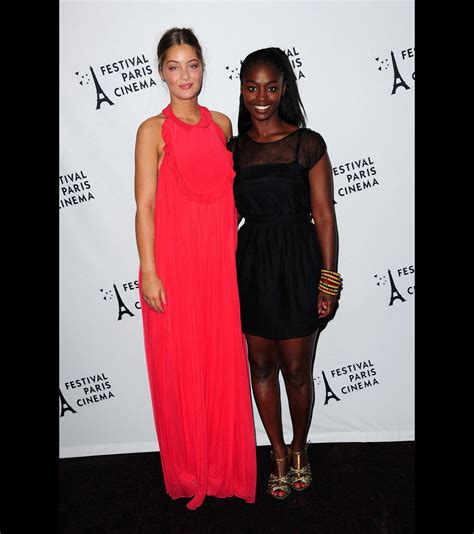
[162,104,211,130]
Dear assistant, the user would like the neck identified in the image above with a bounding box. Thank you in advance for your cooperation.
[169,96,200,121]
[249,114,287,139]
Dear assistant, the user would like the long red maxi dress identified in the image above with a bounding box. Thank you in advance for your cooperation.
[139,104,257,510]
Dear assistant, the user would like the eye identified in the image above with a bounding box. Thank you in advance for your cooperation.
[246,86,257,92]
[169,66,178,71]
[268,87,278,93]
[190,63,199,69]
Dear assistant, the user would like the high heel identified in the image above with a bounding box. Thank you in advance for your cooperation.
[267,446,292,500]
[290,443,312,491]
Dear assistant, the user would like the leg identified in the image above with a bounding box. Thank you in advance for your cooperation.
[246,334,290,497]
[278,331,318,488]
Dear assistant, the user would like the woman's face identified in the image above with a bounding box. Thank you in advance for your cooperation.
[161,44,203,100]
[241,63,285,122]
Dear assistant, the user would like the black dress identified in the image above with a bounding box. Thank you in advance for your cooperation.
[228,128,327,340]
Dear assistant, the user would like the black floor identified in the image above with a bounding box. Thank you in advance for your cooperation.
[59,441,414,534]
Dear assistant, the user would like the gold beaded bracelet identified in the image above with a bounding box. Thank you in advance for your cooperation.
[319,269,342,296]
[321,269,341,279]
[319,287,339,296]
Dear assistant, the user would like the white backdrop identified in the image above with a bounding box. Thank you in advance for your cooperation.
[60,0,414,458]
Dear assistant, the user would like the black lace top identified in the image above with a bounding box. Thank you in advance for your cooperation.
[228,129,326,217]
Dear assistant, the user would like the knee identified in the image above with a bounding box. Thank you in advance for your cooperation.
[281,366,311,390]
[249,357,278,382]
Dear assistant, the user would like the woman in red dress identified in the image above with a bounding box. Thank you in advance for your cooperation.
[134,27,256,510]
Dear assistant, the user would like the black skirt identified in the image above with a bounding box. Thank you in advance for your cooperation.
[236,212,322,340]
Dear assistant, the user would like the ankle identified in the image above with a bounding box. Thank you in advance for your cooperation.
[272,443,288,460]
[290,440,307,453]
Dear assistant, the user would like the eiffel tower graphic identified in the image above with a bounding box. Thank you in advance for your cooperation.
[387,269,406,306]
[89,66,114,110]
[59,388,77,417]
[321,370,341,405]
[113,283,135,320]
[390,51,410,95]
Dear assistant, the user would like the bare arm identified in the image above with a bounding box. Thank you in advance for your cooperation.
[212,110,241,223]
[210,110,233,142]
[134,118,166,313]
[308,152,339,318]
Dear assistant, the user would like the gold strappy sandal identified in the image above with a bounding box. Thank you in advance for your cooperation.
[290,443,312,491]
[267,447,292,500]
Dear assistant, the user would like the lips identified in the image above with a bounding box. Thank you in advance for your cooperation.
[179,83,193,90]
[253,104,271,113]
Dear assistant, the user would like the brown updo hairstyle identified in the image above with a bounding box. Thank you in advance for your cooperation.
[157,27,205,78]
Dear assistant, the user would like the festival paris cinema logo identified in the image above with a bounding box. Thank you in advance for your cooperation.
[375,47,414,95]
[315,359,380,405]
[374,264,414,306]
[333,155,380,200]
[100,279,141,321]
[225,46,306,81]
[59,372,115,417]
[59,169,95,210]
[75,53,157,110]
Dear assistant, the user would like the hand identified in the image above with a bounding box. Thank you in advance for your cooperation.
[141,272,167,313]
[317,291,339,319]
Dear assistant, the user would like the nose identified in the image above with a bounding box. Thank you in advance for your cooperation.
[181,68,191,80]
[256,86,266,100]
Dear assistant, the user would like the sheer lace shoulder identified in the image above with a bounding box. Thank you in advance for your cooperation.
[299,129,326,169]
[231,128,326,169]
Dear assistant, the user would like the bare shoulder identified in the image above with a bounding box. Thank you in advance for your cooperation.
[210,110,231,127]
[210,110,233,140]
[136,114,165,142]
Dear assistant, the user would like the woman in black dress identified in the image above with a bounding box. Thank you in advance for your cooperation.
[228,48,341,499]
